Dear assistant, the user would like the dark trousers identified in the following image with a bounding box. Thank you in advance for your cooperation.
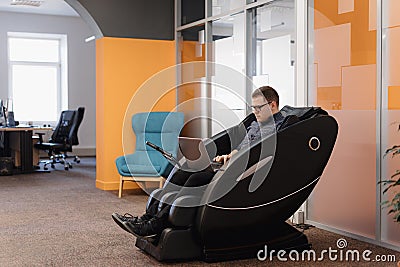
[146,168,215,218]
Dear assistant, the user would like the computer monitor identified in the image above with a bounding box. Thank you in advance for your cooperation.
[6,111,15,127]
[0,100,5,126]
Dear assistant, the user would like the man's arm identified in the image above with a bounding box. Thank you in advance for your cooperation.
[214,121,258,164]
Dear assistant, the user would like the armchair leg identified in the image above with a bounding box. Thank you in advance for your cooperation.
[118,176,164,198]
[119,176,124,198]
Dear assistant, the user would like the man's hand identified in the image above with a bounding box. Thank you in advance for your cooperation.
[214,154,230,164]
[213,150,238,164]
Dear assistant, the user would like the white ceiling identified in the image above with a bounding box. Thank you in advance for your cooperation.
[0,0,79,17]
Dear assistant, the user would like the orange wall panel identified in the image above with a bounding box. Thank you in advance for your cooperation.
[317,86,342,110]
[96,37,176,190]
[314,0,376,110]
[314,0,376,66]
[388,86,400,110]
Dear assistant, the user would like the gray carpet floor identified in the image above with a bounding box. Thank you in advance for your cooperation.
[0,157,399,266]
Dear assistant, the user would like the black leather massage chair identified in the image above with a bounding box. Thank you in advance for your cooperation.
[135,106,338,262]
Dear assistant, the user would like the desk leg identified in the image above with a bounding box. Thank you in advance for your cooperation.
[19,130,33,173]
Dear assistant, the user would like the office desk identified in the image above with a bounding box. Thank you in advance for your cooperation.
[0,127,52,174]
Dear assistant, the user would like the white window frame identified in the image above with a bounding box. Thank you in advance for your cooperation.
[7,32,68,125]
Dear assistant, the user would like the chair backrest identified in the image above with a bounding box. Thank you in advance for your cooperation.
[69,107,85,146]
[50,107,85,147]
[50,110,76,144]
[132,112,184,176]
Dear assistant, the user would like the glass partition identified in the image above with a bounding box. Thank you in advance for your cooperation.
[211,12,246,135]
[211,0,247,16]
[180,0,205,26]
[252,0,295,107]
[307,0,377,239]
[177,26,207,137]
[381,0,400,247]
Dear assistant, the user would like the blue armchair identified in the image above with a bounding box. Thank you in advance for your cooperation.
[116,112,184,197]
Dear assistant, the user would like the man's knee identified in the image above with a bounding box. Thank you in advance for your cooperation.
[184,172,214,187]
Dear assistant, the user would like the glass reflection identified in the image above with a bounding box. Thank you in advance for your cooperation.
[211,13,246,135]
[178,26,207,137]
[380,0,400,247]
[253,0,295,107]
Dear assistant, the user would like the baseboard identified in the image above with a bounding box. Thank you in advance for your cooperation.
[73,147,96,156]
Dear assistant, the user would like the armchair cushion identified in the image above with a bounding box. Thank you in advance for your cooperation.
[116,151,165,176]
[119,164,161,176]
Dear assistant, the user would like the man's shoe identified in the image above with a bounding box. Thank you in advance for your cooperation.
[112,212,153,234]
[125,216,168,238]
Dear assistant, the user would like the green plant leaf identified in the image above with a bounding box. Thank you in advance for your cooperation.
[383,145,400,157]
[390,171,400,179]
[383,129,400,223]
[393,193,400,201]
[379,180,395,184]
[381,200,389,205]
[382,185,394,194]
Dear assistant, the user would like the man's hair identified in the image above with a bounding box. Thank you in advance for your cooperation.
[252,86,279,106]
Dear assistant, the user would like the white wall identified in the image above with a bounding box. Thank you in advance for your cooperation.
[0,11,96,154]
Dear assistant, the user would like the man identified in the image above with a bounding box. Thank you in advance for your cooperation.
[112,86,284,237]
[214,86,282,164]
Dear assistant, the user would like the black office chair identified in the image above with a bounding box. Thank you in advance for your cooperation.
[35,107,85,171]
[134,106,338,262]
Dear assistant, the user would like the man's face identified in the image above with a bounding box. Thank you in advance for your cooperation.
[251,96,272,123]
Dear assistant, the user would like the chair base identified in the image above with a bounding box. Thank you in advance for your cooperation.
[118,176,165,198]
[39,152,81,171]
[135,228,202,262]
[135,221,310,262]
[202,222,310,262]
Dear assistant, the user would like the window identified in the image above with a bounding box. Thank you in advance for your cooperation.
[8,33,68,123]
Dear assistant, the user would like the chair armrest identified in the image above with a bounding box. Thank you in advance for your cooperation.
[169,195,201,227]
[36,132,46,143]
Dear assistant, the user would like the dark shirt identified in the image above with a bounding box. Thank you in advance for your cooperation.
[237,111,284,151]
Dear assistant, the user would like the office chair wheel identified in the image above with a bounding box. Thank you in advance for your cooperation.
[51,164,55,169]
[44,167,48,170]
[68,163,73,169]
[64,166,69,171]
[76,159,80,163]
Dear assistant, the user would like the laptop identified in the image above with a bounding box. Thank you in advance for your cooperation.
[178,137,223,172]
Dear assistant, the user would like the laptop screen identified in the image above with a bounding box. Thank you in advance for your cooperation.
[178,137,216,171]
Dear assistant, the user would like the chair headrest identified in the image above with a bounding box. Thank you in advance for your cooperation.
[277,115,300,131]
[279,106,328,120]
[132,112,184,133]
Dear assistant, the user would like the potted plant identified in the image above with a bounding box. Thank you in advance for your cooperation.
[380,123,400,223]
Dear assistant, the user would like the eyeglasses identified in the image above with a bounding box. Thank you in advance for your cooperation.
[250,101,272,112]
